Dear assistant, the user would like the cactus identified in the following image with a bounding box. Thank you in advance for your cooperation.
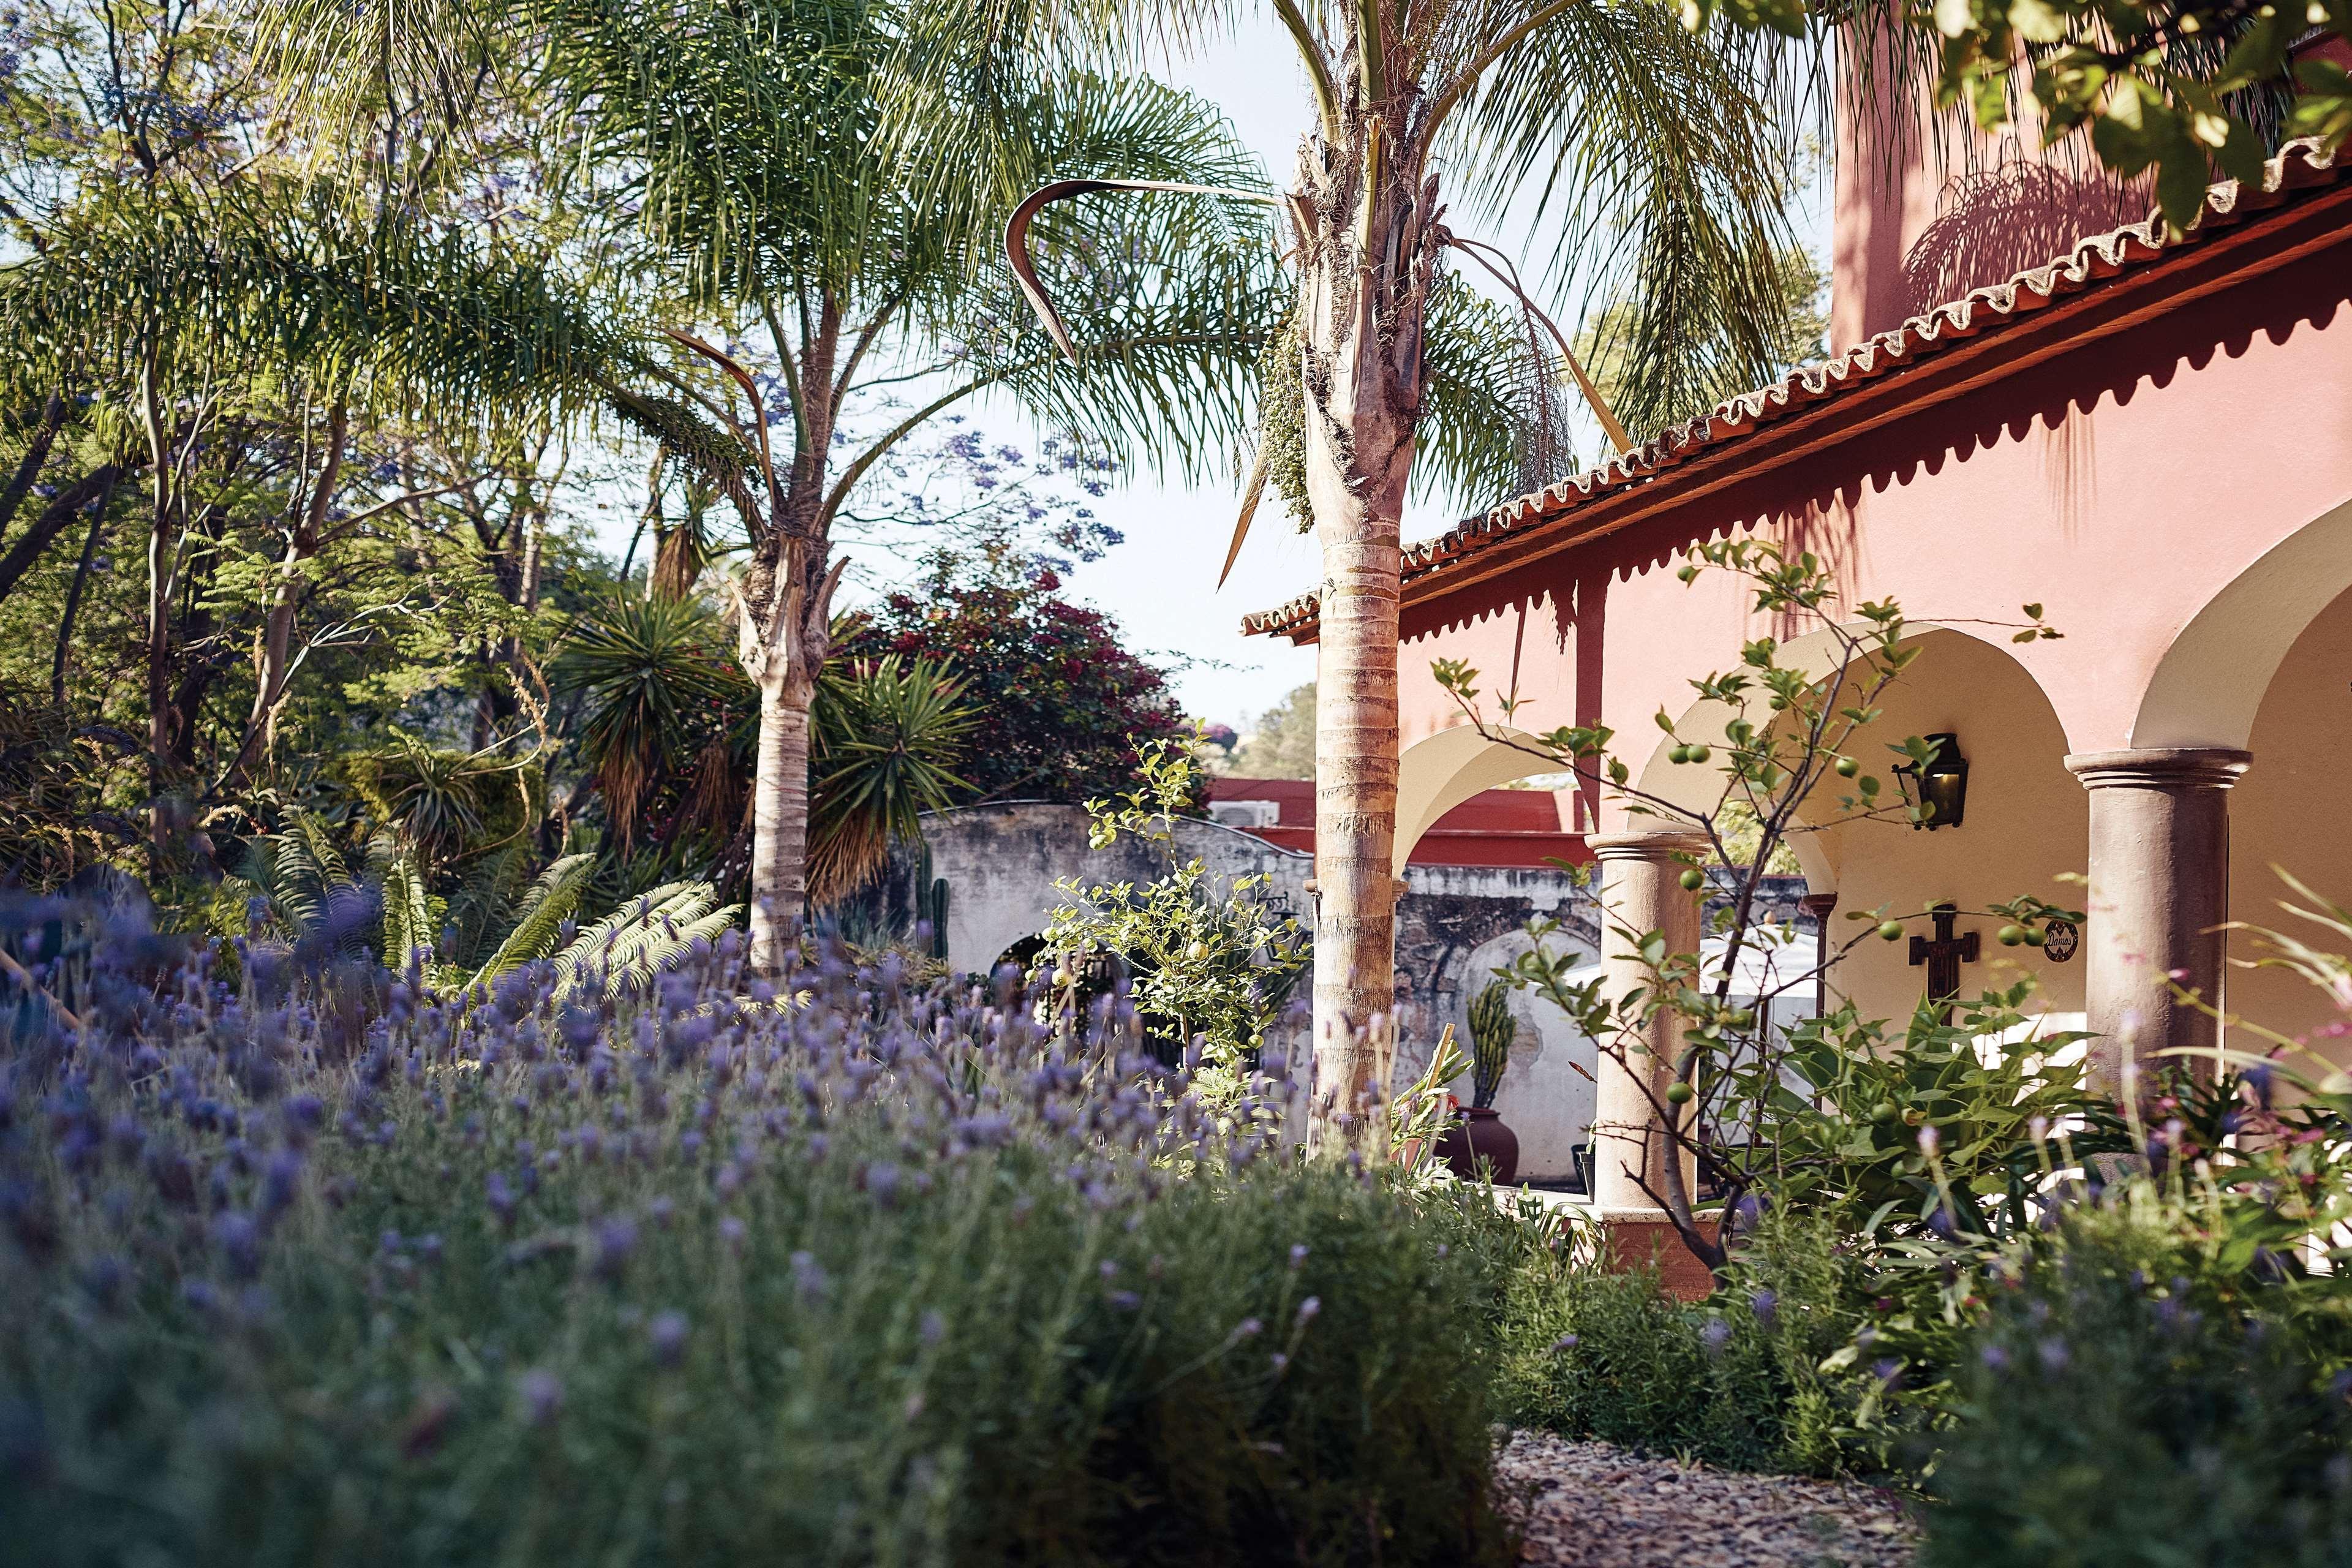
[1468,978,1517,1109]
[917,844,950,960]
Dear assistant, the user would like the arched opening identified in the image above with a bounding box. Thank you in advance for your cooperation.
[1393,723,1577,874]
[1634,625,2086,1032]
[2133,496,2352,750]
[2225,580,2352,1063]
[2124,499,2352,1065]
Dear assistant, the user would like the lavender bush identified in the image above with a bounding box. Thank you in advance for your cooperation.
[0,897,1520,1567]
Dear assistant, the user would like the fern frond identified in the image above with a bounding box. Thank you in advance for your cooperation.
[469,853,597,990]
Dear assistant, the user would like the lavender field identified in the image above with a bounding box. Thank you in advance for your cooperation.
[0,898,1523,1567]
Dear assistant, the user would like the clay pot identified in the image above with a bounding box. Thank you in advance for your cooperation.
[1436,1106,1520,1186]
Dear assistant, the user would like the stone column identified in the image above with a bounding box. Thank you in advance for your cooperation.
[2064,747,2251,1097]
[1588,829,1709,1219]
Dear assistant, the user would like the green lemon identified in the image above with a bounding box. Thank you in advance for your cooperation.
[1679,868,1706,891]
[1877,921,1904,941]
[1668,744,1690,764]
[1835,756,1859,778]
[1871,1101,1899,1125]
[1686,744,1711,763]
[1997,925,2026,947]
[1665,1082,1695,1105]
[2022,926,2047,947]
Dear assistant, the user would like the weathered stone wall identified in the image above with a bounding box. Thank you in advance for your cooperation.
[880,802,1809,1183]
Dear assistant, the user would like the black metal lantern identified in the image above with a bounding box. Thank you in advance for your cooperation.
[1893,733,1969,830]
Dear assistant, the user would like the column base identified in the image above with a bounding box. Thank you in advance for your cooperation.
[1597,1210,1719,1303]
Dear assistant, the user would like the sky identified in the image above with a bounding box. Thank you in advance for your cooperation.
[956,20,1335,732]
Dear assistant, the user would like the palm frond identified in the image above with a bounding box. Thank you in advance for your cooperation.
[1436,2,1806,440]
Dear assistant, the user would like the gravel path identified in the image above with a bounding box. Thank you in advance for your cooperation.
[1497,1430,1921,1568]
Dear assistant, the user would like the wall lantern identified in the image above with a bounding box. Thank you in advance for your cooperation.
[1893,733,1969,830]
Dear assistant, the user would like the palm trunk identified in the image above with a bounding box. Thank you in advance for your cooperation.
[1307,477,1406,1150]
[1297,119,1438,1156]
[747,663,814,971]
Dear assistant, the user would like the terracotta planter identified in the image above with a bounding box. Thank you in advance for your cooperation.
[1436,1106,1520,1186]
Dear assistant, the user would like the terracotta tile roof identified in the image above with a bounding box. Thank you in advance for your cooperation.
[1242,137,2351,642]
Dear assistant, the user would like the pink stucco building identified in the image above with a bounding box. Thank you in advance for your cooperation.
[1246,92,2352,1222]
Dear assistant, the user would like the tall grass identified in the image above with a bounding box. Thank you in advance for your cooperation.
[0,897,1518,1567]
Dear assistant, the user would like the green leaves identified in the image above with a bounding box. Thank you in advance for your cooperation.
[807,655,977,905]
[1042,733,1311,1094]
[1709,0,2351,235]
[2293,58,2352,149]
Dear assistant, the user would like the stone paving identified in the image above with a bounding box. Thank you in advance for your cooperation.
[1498,1430,1920,1568]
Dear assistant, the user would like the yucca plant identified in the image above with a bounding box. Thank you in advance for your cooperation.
[553,595,750,851]
[1468,978,1517,1112]
[338,736,545,872]
[807,655,976,908]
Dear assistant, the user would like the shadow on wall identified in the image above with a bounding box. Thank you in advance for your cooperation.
[1904,161,2148,315]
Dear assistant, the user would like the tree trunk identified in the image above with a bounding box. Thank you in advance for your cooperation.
[1297,117,1439,1156]
[0,391,68,548]
[747,663,815,971]
[733,295,846,976]
[0,464,121,606]
[52,470,116,704]
[224,402,345,793]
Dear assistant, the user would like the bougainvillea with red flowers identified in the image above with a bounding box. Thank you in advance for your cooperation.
[837,541,1188,807]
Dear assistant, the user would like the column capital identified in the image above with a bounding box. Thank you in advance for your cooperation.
[1586,827,1712,864]
[2065,747,2252,791]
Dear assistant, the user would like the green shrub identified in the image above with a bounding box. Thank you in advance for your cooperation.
[1926,1197,2352,1568]
[0,912,1514,1568]
[1491,1210,1897,1476]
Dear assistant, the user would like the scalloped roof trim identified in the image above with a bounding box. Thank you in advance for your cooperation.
[1241,137,2349,639]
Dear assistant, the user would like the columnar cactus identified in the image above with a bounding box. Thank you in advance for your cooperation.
[1468,978,1517,1110]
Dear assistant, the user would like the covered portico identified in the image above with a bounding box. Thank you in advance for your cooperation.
[1251,139,2352,1231]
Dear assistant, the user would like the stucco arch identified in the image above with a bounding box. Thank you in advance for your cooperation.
[1625,620,2080,897]
[2133,495,2352,748]
[1392,723,1567,876]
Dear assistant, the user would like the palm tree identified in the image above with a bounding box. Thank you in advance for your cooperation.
[508,0,1292,973]
[987,2,1806,1151]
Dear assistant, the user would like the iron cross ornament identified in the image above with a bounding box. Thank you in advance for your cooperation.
[1909,903,1980,1017]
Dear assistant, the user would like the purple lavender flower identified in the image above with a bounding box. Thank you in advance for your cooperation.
[1702,1319,1732,1359]
[591,1218,638,1281]
[648,1311,689,1368]
[519,1368,564,1427]
[1748,1289,1778,1330]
